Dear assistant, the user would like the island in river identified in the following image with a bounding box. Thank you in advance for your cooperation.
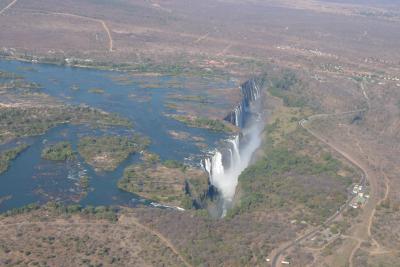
[0,59,240,212]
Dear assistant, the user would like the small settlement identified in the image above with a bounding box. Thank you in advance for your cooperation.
[349,184,369,209]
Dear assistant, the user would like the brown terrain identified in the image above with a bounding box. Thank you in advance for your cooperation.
[0,207,191,267]
[1,0,400,266]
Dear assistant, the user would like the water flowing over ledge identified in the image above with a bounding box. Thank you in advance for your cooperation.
[202,77,266,217]
[224,79,262,128]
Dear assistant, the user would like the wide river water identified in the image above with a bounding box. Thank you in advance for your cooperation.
[0,60,237,212]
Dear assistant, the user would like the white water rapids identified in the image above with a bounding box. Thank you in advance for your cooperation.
[203,79,264,216]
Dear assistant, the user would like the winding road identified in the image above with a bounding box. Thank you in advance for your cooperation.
[45,11,114,52]
[0,0,18,15]
[272,82,374,266]
[119,214,193,267]
[0,2,114,52]
[271,116,368,266]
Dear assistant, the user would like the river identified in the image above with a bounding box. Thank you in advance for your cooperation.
[0,60,237,212]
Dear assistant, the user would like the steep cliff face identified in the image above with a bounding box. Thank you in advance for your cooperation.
[224,78,264,129]
[203,77,266,217]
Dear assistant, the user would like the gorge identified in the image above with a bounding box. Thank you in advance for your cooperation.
[0,59,267,218]
[203,77,266,216]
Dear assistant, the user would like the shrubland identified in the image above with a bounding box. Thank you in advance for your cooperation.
[78,135,149,172]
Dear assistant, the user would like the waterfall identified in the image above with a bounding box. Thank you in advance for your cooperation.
[224,78,262,128]
[204,77,265,217]
[229,135,240,163]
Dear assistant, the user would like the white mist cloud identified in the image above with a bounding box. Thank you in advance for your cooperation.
[204,81,265,216]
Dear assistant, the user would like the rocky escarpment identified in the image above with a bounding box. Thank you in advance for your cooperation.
[201,76,266,216]
[224,77,265,129]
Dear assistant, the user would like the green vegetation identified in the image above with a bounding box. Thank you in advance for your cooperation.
[88,88,105,94]
[273,70,298,90]
[0,80,41,91]
[0,104,132,143]
[0,70,23,80]
[229,145,350,224]
[78,135,149,172]
[228,88,355,224]
[47,202,118,222]
[0,69,41,91]
[168,95,211,104]
[69,106,132,128]
[41,142,75,161]
[80,175,90,192]
[170,114,235,132]
[118,159,208,207]
[0,71,131,145]
[0,144,29,174]
[2,203,40,217]
[118,164,149,194]
[126,56,229,77]
[163,159,187,171]
[16,66,37,72]
[141,152,160,163]
[0,204,189,266]
[2,202,119,222]
[268,70,312,108]
[352,76,363,83]
[117,163,183,204]
[2,54,228,78]
[165,102,178,110]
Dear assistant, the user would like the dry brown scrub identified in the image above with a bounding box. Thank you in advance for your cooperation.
[0,210,189,266]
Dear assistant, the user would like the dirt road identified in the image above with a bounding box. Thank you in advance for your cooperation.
[0,0,18,15]
[50,11,114,52]
[271,97,376,267]
[304,117,378,267]
[119,214,193,267]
